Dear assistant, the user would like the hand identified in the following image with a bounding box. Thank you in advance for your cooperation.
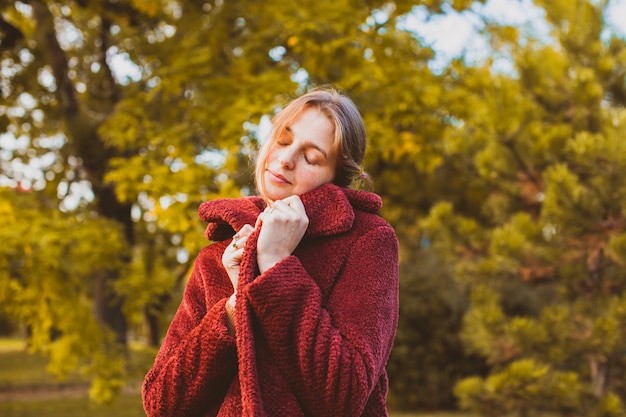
[221,224,254,292]
[256,195,309,273]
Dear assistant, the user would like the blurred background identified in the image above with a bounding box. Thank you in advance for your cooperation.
[1,0,626,416]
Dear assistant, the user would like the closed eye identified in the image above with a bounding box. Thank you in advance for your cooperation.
[277,128,293,147]
[303,147,325,165]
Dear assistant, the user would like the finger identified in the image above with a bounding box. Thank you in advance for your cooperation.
[254,203,274,224]
[271,199,293,214]
[236,233,250,247]
[230,234,248,250]
[278,195,306,216]
[255,212,265,229]
[238,223,254,237]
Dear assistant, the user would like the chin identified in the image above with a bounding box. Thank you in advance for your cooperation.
[264,188,290,202]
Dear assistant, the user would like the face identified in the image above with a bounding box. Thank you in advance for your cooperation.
[263,107,337,201]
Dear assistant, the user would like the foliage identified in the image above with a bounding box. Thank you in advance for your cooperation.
[4,0,625,413]
[0,0,471,405]
[388,244,487,410]
[418,0,626,415]
[0,188,129,401]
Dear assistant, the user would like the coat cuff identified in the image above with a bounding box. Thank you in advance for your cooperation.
[244,255,318,318]
[208,297,237,343]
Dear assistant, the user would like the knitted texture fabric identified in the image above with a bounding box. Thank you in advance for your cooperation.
[142,184,399,417]
[236,223,264,416]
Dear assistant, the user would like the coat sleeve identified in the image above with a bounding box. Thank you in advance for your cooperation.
[142,243,238,417]
[243,224,399,417]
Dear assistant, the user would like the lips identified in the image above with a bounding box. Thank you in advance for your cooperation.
[267,169,292,185]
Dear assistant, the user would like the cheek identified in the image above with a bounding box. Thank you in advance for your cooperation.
[265,148,277,165]
[305,166,335,186]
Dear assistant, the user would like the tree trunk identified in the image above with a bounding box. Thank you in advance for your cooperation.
[144,259,193,347]
[32,1,131,346]
[145,307,161,348]
[94,272,128,345]
[589,356,608,398]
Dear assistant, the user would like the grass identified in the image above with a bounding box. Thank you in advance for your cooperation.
[391,414,471,417]
[0,346,86,391]
[1,395,146,417]
[1,399,463,417]
[0,338,472,417]
[0,338,146,417]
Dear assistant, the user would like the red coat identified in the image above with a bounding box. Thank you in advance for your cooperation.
[142,184,399,417]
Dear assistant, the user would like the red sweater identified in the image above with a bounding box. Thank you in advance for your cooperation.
[142,184,399,417]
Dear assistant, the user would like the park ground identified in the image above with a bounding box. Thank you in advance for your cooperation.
[0,338,473,417]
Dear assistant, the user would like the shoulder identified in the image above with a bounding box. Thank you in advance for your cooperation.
[345,187,396,241]
[351,210,397,245]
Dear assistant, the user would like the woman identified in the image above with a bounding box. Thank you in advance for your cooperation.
[142,87,399,417]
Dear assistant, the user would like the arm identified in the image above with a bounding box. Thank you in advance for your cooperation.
[142,244,238,417]
[243,225,399,417]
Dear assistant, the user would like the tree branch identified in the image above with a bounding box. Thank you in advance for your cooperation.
[30,1,79,115]
[0,14,24,51]
[98,16,121,103]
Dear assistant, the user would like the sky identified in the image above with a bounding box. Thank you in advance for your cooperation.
[402,0,626,72]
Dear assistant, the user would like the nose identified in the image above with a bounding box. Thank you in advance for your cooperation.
[277,147,295,169]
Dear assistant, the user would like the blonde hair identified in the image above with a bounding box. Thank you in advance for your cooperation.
[255,87,369,200]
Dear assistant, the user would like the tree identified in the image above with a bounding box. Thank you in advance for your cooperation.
[2,0,488,404]
[420,0,626,415]
[0,187,130,401]
[0,0,295,401]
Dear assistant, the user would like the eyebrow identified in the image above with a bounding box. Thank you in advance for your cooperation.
[304,141,328,159]
[284,126,329,159]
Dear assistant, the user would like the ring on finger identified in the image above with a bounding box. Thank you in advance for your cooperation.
[232,233,240,249]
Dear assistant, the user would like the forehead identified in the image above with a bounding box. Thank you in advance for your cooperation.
[286,107,336,146]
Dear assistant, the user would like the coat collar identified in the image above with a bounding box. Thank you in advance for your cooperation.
[198,183,382,242]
